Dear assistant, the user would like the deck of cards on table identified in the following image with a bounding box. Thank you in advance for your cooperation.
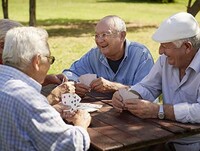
[78,74,97,86]
[61,93,102,113]
[119,88,139,101]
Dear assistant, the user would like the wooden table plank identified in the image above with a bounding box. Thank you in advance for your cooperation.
[148,119,200,134]
[88,128,123,151]
[90,107,174,150]
[147,119,186,134]
[84,97,200,150]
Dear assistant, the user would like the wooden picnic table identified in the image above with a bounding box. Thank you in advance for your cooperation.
[82,91,200,151]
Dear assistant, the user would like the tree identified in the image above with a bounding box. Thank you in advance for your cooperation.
[29,0,36,26]
[2,0,8,18]
[187,0,200,16]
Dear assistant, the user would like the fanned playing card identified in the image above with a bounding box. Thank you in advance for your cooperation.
[61,93,81,113]
[78,74,97,86]
[118,88,139,101]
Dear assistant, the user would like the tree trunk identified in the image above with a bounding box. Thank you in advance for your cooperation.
[2,0,9,18]
[29,0,36,26]
[187,0,200,17]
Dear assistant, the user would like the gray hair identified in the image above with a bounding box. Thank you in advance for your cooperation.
[0,19,23,41]
[173,33,200,49]
[3,27,50,70]
[101,15,126,32]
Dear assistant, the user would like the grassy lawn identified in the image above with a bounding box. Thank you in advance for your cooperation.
[1,0,200,74]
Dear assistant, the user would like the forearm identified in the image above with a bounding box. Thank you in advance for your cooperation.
[164,104,176,121]
[110,82,129,92]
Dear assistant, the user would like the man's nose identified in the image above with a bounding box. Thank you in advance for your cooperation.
[95,37,104,43]
[159,47,165,55]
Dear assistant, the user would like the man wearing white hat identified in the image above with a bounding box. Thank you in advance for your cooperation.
[112,12,200,151]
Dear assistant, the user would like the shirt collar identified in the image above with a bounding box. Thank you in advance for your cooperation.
[188,48,200,73]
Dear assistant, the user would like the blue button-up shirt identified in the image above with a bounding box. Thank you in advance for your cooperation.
[0,65,90,151]
[131,49,200,124]
[63,40,154,86]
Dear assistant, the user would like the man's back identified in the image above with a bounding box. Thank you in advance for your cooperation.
[0,65,90,151]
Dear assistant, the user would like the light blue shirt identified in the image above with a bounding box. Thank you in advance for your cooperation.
[0,65,90,151]
[131,50,200,124]
[63,40,154,86]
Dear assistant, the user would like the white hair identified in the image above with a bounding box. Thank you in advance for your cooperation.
[0,19,23,41]
[3,27,49,70]
[101,15,126,32]
[173,33,200,49]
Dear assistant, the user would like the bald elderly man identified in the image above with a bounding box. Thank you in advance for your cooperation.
[63,15,154,97]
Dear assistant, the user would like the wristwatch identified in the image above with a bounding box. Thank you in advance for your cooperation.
[158,104,165,119]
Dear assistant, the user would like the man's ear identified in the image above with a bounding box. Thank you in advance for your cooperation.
[120,31,126,41]
[184,41,193,54]
[32,54,41,71]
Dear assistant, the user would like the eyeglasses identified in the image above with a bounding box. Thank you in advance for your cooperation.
[45,56,55,65]
[94,31,119,40]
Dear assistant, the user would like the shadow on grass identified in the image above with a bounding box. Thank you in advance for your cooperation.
[21,18,157,37]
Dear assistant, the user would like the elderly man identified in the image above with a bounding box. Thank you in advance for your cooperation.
[112,12,200,151]
[63,15,154,97]
[0,19,69,93]
[0,19,74,113]
[0,27,91,150]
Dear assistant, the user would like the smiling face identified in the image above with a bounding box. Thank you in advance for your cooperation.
[159,41,195,69]
[94,17,126,60]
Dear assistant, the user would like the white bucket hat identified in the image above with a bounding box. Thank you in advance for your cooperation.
[152,12,200,43]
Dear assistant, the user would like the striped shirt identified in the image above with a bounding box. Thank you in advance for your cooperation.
[0,65,90,151]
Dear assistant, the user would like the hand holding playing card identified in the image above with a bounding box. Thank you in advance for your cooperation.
[118,88,139,101]
[68,110,91,130]
[78,74,97,87]
[52,102,73,119]
[75,83,90,98]
[47,81,75,105]
[61,93,81,113]
[112,88,140,113]
[90,77,118,93]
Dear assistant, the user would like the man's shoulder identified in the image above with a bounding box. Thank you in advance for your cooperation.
[127,41,151,56]
[128,40,148,50]
[85,47,102,58]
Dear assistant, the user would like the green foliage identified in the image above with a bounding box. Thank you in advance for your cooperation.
[0,0,200,74]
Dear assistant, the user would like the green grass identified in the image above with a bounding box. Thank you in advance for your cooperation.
[1,0,200,73]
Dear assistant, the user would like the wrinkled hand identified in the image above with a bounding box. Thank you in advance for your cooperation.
[65,110,91,130]
[59,81,75,94]
[53,102,75,119]
[75,83,90,98]
[47,81,75,105]
[112,91,124,112]
[90,77,115,93]
[43,74,67,86]
[124,99,159,119]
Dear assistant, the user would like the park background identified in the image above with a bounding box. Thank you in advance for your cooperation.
[1,0,200,74]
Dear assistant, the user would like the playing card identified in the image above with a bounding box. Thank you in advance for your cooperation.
[77,103,102,112]
[118,88,139,101]
[61,93,81,112]
[78,74,97,86]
